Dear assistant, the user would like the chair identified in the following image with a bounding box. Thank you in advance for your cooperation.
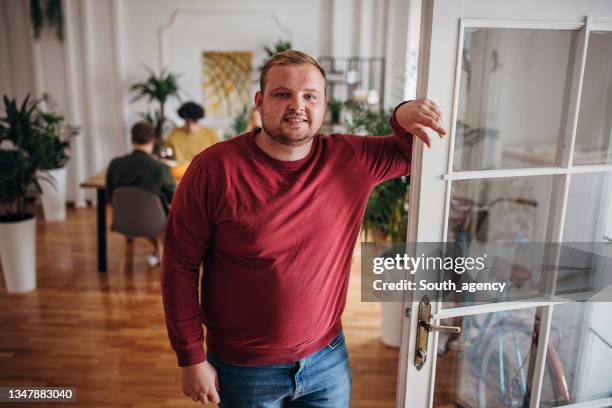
[111,187,166,269]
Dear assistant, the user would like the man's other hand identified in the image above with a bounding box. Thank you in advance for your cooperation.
[181,360,220,405]
[395,98,447,148]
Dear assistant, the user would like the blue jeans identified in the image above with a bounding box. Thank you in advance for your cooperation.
[206,332,351,408]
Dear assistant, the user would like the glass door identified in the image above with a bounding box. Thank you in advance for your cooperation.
[398,1,612,407]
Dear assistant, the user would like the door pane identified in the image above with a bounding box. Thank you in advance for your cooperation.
[540,303,612,406]
[447,176,555,244]
[433,308,544,407]
[556,173,612,301]
[573,31,612,165]
[563,172,612,242]
[444,177,557,308]
[454,28,579,171]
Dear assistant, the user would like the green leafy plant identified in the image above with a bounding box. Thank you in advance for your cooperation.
[359,107,410,242]
[30,0,64,41]
[264,39,292,57]
[232,105,249,136]
[130,66,181,121]
[258,39,293,71]
[37,95,78,169]
[30,0,43,39]
[363,176,409,242]
[0,95,50,221]
[327,98,343,125]
[345,101,395,135]
[130,66,182,150]
[343,101,368,134]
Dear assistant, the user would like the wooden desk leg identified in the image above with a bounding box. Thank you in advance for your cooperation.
[97,188,107,272]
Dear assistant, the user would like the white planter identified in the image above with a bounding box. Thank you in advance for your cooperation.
[381,302,403,347]
[38,166,67,221]
[0,215,37,293]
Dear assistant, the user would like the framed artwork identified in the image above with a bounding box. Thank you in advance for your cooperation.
[202,51,253,118]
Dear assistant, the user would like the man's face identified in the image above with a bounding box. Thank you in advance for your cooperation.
[255,64,326,147]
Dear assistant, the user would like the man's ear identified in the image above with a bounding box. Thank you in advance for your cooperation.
[254,91,263,112]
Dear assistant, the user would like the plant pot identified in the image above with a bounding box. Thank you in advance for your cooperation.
[38,166,67,221]
[374,245,404,347]
[0,214,36,293]
[381,301,403,347]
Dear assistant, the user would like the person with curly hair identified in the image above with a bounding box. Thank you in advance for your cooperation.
[164,101,220,163]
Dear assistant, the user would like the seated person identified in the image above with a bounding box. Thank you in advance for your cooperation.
[106,122,176,266]
[164,101,220,163]
[106,121,176,214]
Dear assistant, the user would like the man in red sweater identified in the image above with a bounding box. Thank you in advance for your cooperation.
[161,50,446,407]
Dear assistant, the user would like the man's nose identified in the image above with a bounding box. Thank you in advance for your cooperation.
[287,94,305,112]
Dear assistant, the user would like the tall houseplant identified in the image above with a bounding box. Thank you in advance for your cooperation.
[0,95,49,292]
[359,105,410,243]
[130,66,182,153]
[36,95,78,221]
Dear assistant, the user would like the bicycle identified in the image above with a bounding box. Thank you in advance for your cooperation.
[436,195,570,407]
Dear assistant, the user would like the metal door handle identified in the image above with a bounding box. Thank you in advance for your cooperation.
[414,296,462,370]
[419,320,461,334]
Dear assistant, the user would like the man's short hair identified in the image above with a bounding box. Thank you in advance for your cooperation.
[177,102,205,121]
[131,121,155,145]
[259,50,327,91]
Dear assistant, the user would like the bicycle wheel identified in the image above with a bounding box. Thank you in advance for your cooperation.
[474,321,566,408]
[539,346,570,407]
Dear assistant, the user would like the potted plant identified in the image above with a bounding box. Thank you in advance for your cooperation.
[231,105,249,136]
[130,66,182,154]
[327,98,343,126]
[0,95,48,293]
[36,95,78,221]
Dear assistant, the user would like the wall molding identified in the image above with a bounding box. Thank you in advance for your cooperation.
[158,8,293,69]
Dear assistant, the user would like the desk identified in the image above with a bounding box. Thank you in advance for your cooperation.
[80,170,107,272]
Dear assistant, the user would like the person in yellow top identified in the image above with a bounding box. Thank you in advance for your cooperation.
[164,101,220,163]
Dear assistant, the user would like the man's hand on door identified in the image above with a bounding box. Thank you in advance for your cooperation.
[395,98,447,148]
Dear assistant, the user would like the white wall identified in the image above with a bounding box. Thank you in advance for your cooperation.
[0,0,413,205]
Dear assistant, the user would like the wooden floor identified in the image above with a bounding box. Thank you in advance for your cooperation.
[0,206,399,407]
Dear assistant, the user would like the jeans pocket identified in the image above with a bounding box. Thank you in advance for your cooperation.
[326,332,345,350]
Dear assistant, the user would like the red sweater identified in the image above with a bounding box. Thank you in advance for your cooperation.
[161,116,412,367]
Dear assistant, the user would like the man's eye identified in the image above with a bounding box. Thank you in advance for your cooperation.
[305,95,317,101]
[275,92,290,97]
